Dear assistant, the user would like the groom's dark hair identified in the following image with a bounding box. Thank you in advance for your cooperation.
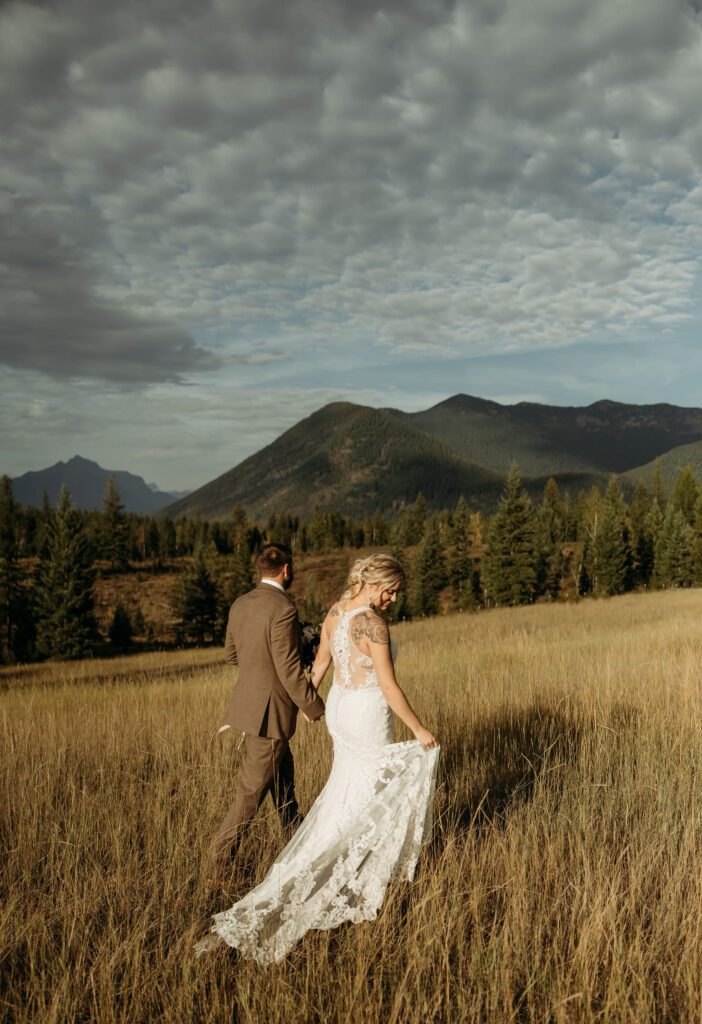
[257,543,293,577]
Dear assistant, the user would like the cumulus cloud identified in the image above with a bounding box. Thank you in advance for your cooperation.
[2,0,702,380]
[2,0,702,482]
[0,196,225,382]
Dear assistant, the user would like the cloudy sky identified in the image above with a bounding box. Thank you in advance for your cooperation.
[2,0,702,492]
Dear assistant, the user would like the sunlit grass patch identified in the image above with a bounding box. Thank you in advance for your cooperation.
[3,589,702,1022]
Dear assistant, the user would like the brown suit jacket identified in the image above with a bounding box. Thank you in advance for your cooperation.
[221,582,324,740]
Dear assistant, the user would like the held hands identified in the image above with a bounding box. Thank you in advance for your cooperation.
[414,726,439,750]
[303,711,324,724]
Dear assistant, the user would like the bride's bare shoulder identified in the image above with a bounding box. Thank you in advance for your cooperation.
[350,609,390,646]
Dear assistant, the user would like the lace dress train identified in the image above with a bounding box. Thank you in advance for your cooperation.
[196,606,439,964]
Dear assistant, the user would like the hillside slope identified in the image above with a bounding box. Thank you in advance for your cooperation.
[623,440,702,489]
[164,403,605,519]
[164,404,504,518]
[393,395,702,475]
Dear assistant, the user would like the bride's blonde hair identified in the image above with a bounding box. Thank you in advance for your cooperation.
[341,553,405,603]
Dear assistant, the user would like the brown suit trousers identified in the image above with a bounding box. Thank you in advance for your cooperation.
[207,583,324,872]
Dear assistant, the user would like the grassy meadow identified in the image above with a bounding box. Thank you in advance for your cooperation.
[3,590,702,1023]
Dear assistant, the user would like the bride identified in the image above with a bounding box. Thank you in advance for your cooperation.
[196,553,440,963]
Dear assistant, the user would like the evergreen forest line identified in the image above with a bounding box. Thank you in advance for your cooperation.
[1,459,701,665]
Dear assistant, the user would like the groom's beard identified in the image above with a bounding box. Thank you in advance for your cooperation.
[283,567,294,590]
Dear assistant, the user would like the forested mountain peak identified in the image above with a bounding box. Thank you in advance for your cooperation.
[164,400,608,520]
[12,395,702,521]
[164,402,510,520]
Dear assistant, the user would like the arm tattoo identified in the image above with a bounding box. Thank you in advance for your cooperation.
[351,611,390,647]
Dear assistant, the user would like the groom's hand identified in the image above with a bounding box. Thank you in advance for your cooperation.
[303,710,324,723]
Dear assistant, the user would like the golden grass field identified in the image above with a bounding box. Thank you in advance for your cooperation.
[3,590,702,1023]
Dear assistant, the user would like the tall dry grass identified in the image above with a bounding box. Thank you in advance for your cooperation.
[2,590,702,1023]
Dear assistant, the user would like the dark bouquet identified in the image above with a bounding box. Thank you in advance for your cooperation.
[299,622,321,673]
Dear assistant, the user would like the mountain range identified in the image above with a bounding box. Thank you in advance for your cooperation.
[10,456,187,514]
[12,396,702,520]
[164,395,702,520]
[395,394,702,475]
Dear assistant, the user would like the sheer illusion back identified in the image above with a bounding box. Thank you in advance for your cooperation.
[329,603,399,692]
[196,603,439,964]
[329,605,380,691]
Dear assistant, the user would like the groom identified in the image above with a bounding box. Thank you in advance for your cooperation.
[206,543,325,881]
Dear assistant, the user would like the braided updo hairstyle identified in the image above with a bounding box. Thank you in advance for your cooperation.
[341,553,405,605]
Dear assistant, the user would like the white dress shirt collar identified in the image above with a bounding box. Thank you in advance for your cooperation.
[260,577,286,594]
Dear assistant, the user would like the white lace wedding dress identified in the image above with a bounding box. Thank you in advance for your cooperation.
[196,605,440,964]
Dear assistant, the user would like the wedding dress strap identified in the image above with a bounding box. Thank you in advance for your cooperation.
[346,605,372,618]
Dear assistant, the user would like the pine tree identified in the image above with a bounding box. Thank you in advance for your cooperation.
[203,537,227,640]
[176,544,219,645]
[225,505,253,608]
[409,493,427,545]
[174,520,187,557]
[192,509,205,551]
[307,507,326,551]
[0,475,33,662]
[449,496,476,610]
[109,602,133,652]
[158,516,176,560]
[34,486,97,660]
[34,489,53,559]
[409,515,447,617]
[101,474,129,570]
[652,505,696,588]
[561,491,576,542]
[693,493,702,584]
[628,482,652,586]
[591,478,631,596]
[576,538,591,597]
[652,458,666,510]
[384,535,411,623]
[145,517,160,561]
[640,499,664,587]
[536,478,566,599]
[482,466,538,607]
[325,510,345,548]
[579,486,605,593]
[272,511,294,548]
[669,466,699,527]
[388,510,413,550]
[200,536,231,638]
[0,475,18,660]
[370,508,388,545]
[541,478,564,535]
[363,508,388,546]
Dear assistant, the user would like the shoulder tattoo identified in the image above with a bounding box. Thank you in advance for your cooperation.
[351,611,390,647]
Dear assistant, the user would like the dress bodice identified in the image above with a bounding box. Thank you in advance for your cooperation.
[330,604,394,692]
